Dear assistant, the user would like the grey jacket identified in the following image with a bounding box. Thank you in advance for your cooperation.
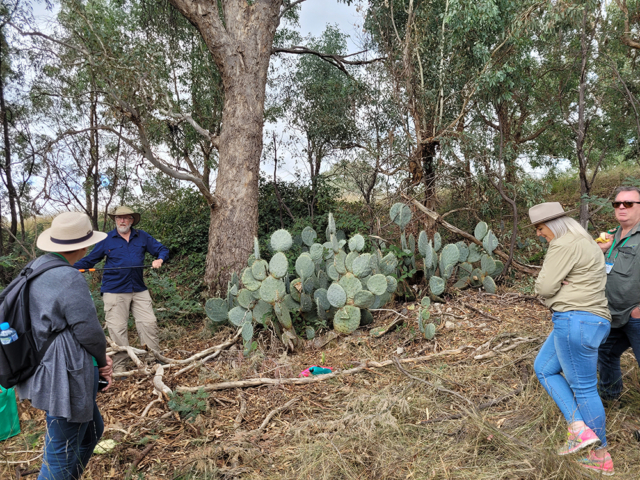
[16,254,107,423]
[605,221,640,328]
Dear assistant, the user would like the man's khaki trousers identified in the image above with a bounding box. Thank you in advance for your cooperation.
[103,290,160,370]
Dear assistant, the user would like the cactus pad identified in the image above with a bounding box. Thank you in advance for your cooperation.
[348,234,365,252]
[480,254,496,275]
[229,306,251,327]
[440,244,460,270]
[269,252,289,279]
[360,308,374,326]
[295,253,315,279]
[333,305,361,334]
[420,309,431,322]
[237,289,255,309]
[274,302,292,329]
[390,202,412,228]
[205,298,229,324]
[482,230,499,254]
[247,254,255,267]
[308,243,323,263]
[242,321,254,342]
[379,253,398,276]
[433,232,442,252]
[253,237,261,260]
[490,260,504,278]
[303,276,317,294]
[429,276,445,296]
[421,296,431,309]
[334,250,347,275]
[327,283,347,308]
[352,253,372,278]
[252,300,273,324]
[251,259,269,281]
[454,278,470,289]
[289,278,302,302]
[459,262,473,276]
[345,251,358,272]
[442,263,454,280]
[367,274,388,296]
[318,270,329,289]
[283,294,301,313]
[300,293,314,312]
[271,229,293,252]
[339,273,363,300]
[423,323,436,340]
[327,264,340,281]
[327,213,336,236]
[354,290,375,308]
[423,241,434,269]
[314,288,331,311]
[301,226,317,247]
[386,275,398,293]
[467,243,482,263]
[241,267,261,291]
[418,231,429,257]
[474,221,488,241]
[456,241,469,262]
[260,276,286,303]
[483,275,497,294]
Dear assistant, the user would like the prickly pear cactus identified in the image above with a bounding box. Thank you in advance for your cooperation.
[205,211,403,351]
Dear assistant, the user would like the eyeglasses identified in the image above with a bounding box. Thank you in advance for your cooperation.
[115,215,134,221]
[611,201,640,209]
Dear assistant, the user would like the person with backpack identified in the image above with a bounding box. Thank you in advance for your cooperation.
[14,212,113,480]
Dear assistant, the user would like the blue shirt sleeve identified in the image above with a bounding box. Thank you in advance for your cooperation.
[144,231,169,262]
[73,239,107,270]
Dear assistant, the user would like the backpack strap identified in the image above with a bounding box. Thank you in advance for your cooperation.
[22,256,75,358]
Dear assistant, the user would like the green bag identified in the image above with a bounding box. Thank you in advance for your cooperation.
[0,386,20,441]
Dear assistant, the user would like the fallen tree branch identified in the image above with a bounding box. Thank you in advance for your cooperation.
[459,301,501,322]
[234,392,247,429]
[141,391,163,418]
[125,442,155,479]
[251,398,298,436]
[173,330,242,376]
[403,195,540,276]
[176,348,473,393]
[147,328,241,367]
[106,337,146,368]
[153,364,172,398]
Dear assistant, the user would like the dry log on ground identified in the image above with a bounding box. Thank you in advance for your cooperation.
[153,364,172,397]
[152,329,241,367]
[176,348,474,393]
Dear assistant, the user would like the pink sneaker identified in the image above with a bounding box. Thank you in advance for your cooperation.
[557,427,600,455]
[577,450,614,476]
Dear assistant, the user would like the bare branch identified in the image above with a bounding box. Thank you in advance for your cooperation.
[272,46,385,76]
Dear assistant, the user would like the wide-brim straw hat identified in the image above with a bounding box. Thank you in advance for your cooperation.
[528,202,577,227]
[108,206,141,226]
[37,212,107,252]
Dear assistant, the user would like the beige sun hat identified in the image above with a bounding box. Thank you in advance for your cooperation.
[108,206,141,226]
[37,212,108,252]
[528,202,577,226]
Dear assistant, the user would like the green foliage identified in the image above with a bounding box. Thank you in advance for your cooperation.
[168,389,208,422]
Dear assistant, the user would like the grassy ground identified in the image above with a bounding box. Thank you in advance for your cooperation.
[3,290,640,479]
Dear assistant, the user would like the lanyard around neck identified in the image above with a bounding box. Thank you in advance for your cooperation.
[607,235,631,260]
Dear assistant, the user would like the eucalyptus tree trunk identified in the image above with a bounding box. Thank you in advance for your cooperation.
[168,0,281,294]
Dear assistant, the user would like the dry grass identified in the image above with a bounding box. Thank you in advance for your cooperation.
[3,292,640,479]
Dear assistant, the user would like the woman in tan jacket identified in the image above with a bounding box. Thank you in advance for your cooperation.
[530,202,613,476]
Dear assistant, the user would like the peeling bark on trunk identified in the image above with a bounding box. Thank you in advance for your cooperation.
[167,0,282,293]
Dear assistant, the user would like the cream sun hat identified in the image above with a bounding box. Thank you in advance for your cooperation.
[107,206,141,226]
[528,202,577,226]
[37,212,108,253]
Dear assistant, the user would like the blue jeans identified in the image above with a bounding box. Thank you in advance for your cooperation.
[534,311,611,447]
[38,367,103,480]
[598,315,640,401]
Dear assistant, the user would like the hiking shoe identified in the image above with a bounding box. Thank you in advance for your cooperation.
[576,450,614,476]
[557,427,600,456]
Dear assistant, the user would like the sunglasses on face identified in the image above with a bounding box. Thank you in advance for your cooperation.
[612,201,640,209]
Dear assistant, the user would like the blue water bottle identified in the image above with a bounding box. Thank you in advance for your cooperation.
[0,322,18,345]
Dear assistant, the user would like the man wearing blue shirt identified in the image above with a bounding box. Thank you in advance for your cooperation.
[75,206,169,372]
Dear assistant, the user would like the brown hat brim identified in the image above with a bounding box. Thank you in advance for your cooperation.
[525,209,579,227]
[108,212,141,226]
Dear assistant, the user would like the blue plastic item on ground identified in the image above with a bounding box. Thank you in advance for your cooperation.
[0,385,20,441]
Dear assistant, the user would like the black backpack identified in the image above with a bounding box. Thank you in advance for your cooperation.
[0,256,70,389]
